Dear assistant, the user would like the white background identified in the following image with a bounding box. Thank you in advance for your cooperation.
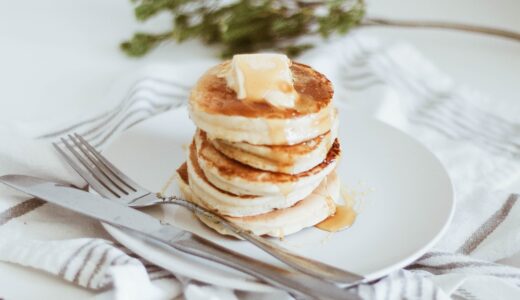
[1,0,519,298]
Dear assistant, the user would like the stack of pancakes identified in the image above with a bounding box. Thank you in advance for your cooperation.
[177,60,341,237]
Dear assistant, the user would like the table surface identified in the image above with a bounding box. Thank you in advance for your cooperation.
[1,0,519,298]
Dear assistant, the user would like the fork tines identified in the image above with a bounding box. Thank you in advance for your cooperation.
[53,134,142,200]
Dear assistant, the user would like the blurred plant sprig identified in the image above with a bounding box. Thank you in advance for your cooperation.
[121,0,520,58]
[121,0,366,58]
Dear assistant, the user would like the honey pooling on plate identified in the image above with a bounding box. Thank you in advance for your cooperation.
[315,205,356,232]
[315,184,357,232]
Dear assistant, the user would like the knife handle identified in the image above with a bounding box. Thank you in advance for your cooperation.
[169,234,360,300]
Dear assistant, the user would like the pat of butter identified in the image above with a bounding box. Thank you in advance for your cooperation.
[223,53,298,108]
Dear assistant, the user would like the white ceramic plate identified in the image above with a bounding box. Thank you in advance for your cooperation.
[102,106,454,292]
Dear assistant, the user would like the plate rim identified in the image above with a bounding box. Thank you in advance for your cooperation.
[351,111,456,280]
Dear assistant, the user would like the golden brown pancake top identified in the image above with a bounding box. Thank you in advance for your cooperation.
[190,62,333,119]
[197,130,341,183]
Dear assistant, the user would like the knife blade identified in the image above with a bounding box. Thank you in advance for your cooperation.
[0,174,360,300]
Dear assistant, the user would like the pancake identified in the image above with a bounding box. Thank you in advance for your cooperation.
[210,114,338,174]
[177,162,338,238]
[195,129,340,197]
[189,61,335,145]
[187,142,323,217]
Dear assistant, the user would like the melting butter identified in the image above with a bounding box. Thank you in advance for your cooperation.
[222,53,298,108]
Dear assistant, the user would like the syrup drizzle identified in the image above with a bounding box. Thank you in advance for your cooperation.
[315,186,357,232]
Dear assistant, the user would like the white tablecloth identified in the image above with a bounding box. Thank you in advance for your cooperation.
[1,0,520,298]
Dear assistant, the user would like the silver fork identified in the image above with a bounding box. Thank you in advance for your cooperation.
[53,133,365,287]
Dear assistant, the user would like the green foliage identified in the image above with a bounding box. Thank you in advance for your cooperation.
[121,0,365,58]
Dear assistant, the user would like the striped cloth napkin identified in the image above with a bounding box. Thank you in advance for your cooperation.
[1,34,520,299]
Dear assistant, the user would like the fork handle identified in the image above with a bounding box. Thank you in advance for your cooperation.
[167,233,360,300]
[165,197,365,285]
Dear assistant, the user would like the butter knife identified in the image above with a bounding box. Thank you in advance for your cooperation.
[0,175,361,300]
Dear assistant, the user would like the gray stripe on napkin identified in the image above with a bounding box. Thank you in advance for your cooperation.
[92,101,185,148]
[409,261,499,271]
[454,288,478,300]
[53,239,153,289]
[457,194,518,255]
[407,250,520,288]
[73,242,104,284]
[39,77,189,139]
[0,198,45,226]
[59,239,99,278]
[412,100,520,157]
[419,251,452,260]
[50,88,187,149]
[86,247,111,287]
